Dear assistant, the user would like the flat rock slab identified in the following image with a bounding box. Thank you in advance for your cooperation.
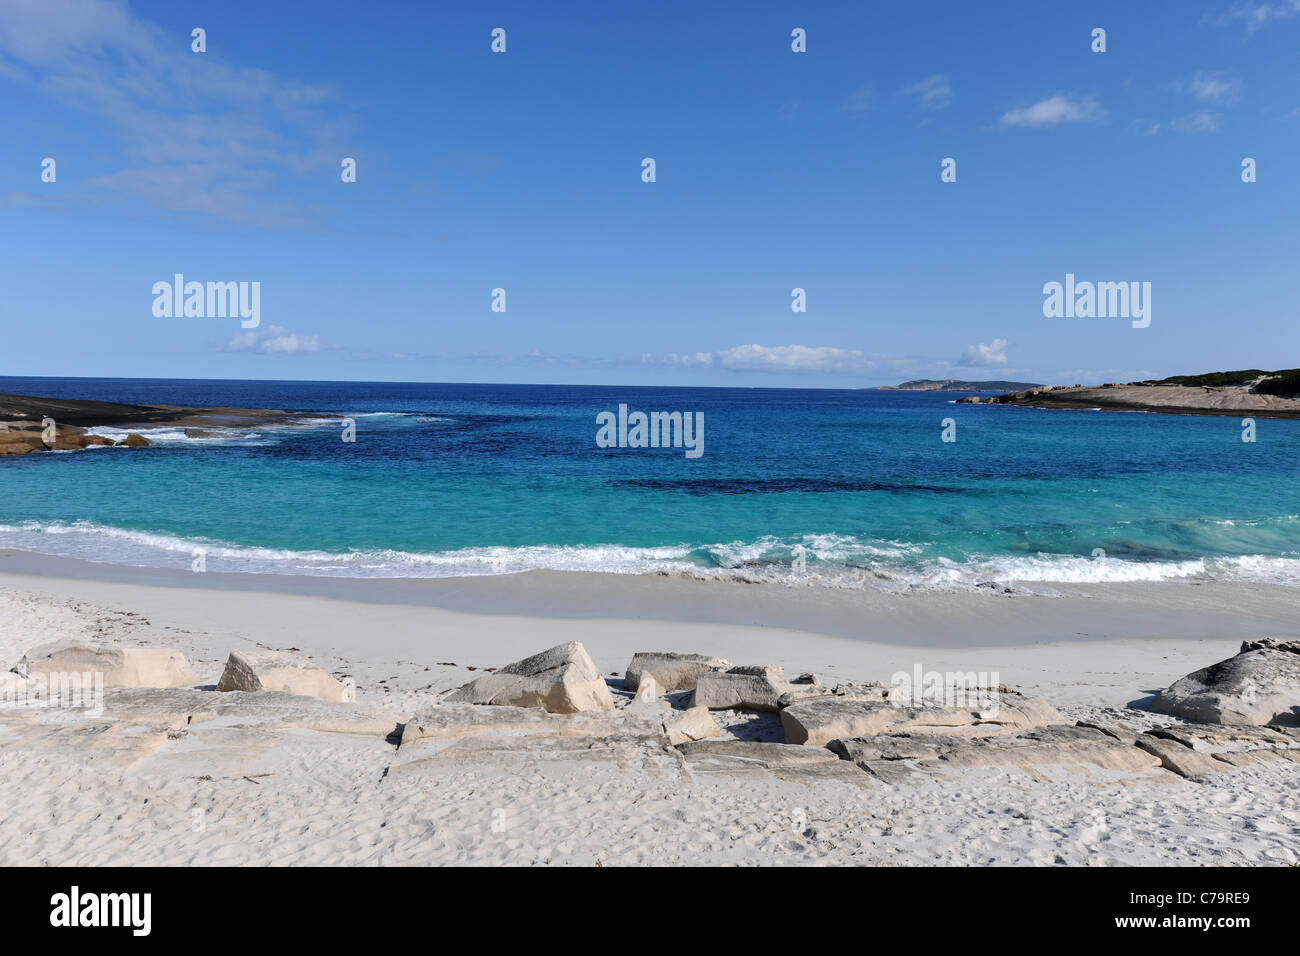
[676,738,868,785]
[390,733,682,777]
[1145,723,1300,753]
[781,692,1063,747]
[1134,734,1231,779]
[17,640,197,689]
[445,641,614,713]
[830,725,1164,783]
[624,652,728,693]
[100,687,401,736]
[1149,638,1300,726]
[399,703,667,753]
[216,650,350,703]
[677,740,871,788]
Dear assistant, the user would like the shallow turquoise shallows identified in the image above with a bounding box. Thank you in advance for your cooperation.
[2,377,1297,591]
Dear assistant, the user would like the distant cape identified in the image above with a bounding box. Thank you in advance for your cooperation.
[877,379,1044,392]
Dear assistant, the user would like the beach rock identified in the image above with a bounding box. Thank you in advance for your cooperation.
[120,432,151,447]
[624,651,728,693]
[677,739,871,787]
[17,640,197,689]
[445,642,614,713]
[830,725,1163,781]
[99,687,400,737]
[216,650,351,702]
[1145,723,1299,752]
[1149,638,1300,726]
[1134,734,1229,780]
[663,705,720,746]
[634,674,660,701]
[781,691,1062,747]
[691,664,792,711]
[776,680,890,708]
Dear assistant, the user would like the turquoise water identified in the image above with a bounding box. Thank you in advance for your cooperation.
[1,377,1297,591]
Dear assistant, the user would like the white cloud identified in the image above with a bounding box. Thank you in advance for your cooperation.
[716,344,886,374]
[998,94,1103,128]
[1190,72,1242,104]
[901,74,952,111]
[222,326,324,355]
[957,338,1009,368]
[642,352,714,367]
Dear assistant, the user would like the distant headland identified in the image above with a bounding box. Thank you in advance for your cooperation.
[878,379,1045,392]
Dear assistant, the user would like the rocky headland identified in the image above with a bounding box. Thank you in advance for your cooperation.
[0,392,331,455]
[958,369,1300,418]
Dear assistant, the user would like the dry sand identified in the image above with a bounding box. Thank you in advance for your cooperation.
[0,564,1297,866]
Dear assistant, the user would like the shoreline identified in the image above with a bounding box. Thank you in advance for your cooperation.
[2,548,1297,651]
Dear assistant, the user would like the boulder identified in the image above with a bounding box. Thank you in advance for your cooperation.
[663,705,720,746]
[691,664,792,711]
[624,652,728,693]
[781,691,1062,747]
[216,650,350,702]
[120,432,151,447]
[17,640,197,688]
[445,642,614,713]
[1149,639,1300,726]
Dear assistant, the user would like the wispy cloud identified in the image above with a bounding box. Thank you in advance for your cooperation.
[716,344,889,374]
[998,94,1104,128]
[957,339,1009,368]
[901,74,952,111]
[843,83,875,113]
[1222,0,1300,33]
[0,0,352,229]
[1143,110,1221,135]
[1189,71,1242,104]
[221,326,325,355]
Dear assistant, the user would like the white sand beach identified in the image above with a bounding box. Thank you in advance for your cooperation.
[1,561,1297,867]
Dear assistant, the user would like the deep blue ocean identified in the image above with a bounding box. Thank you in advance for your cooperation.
[2,376,1298,591]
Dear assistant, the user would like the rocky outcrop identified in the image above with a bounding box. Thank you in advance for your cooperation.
[0,421,143,454]
[17,640,197,688]
[1149,639,1300,726]
[781,691,1062,747]
[624,652,728,693]
[445,641,614,713]
[216,650,351,702]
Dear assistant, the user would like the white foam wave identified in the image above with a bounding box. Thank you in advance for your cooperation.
[0,520,1296,590]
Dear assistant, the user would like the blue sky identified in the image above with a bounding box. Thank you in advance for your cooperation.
[1,0,1297,387]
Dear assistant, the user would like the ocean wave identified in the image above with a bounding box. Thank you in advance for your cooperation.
[0,520,1297,591]
[85,426,262,444]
